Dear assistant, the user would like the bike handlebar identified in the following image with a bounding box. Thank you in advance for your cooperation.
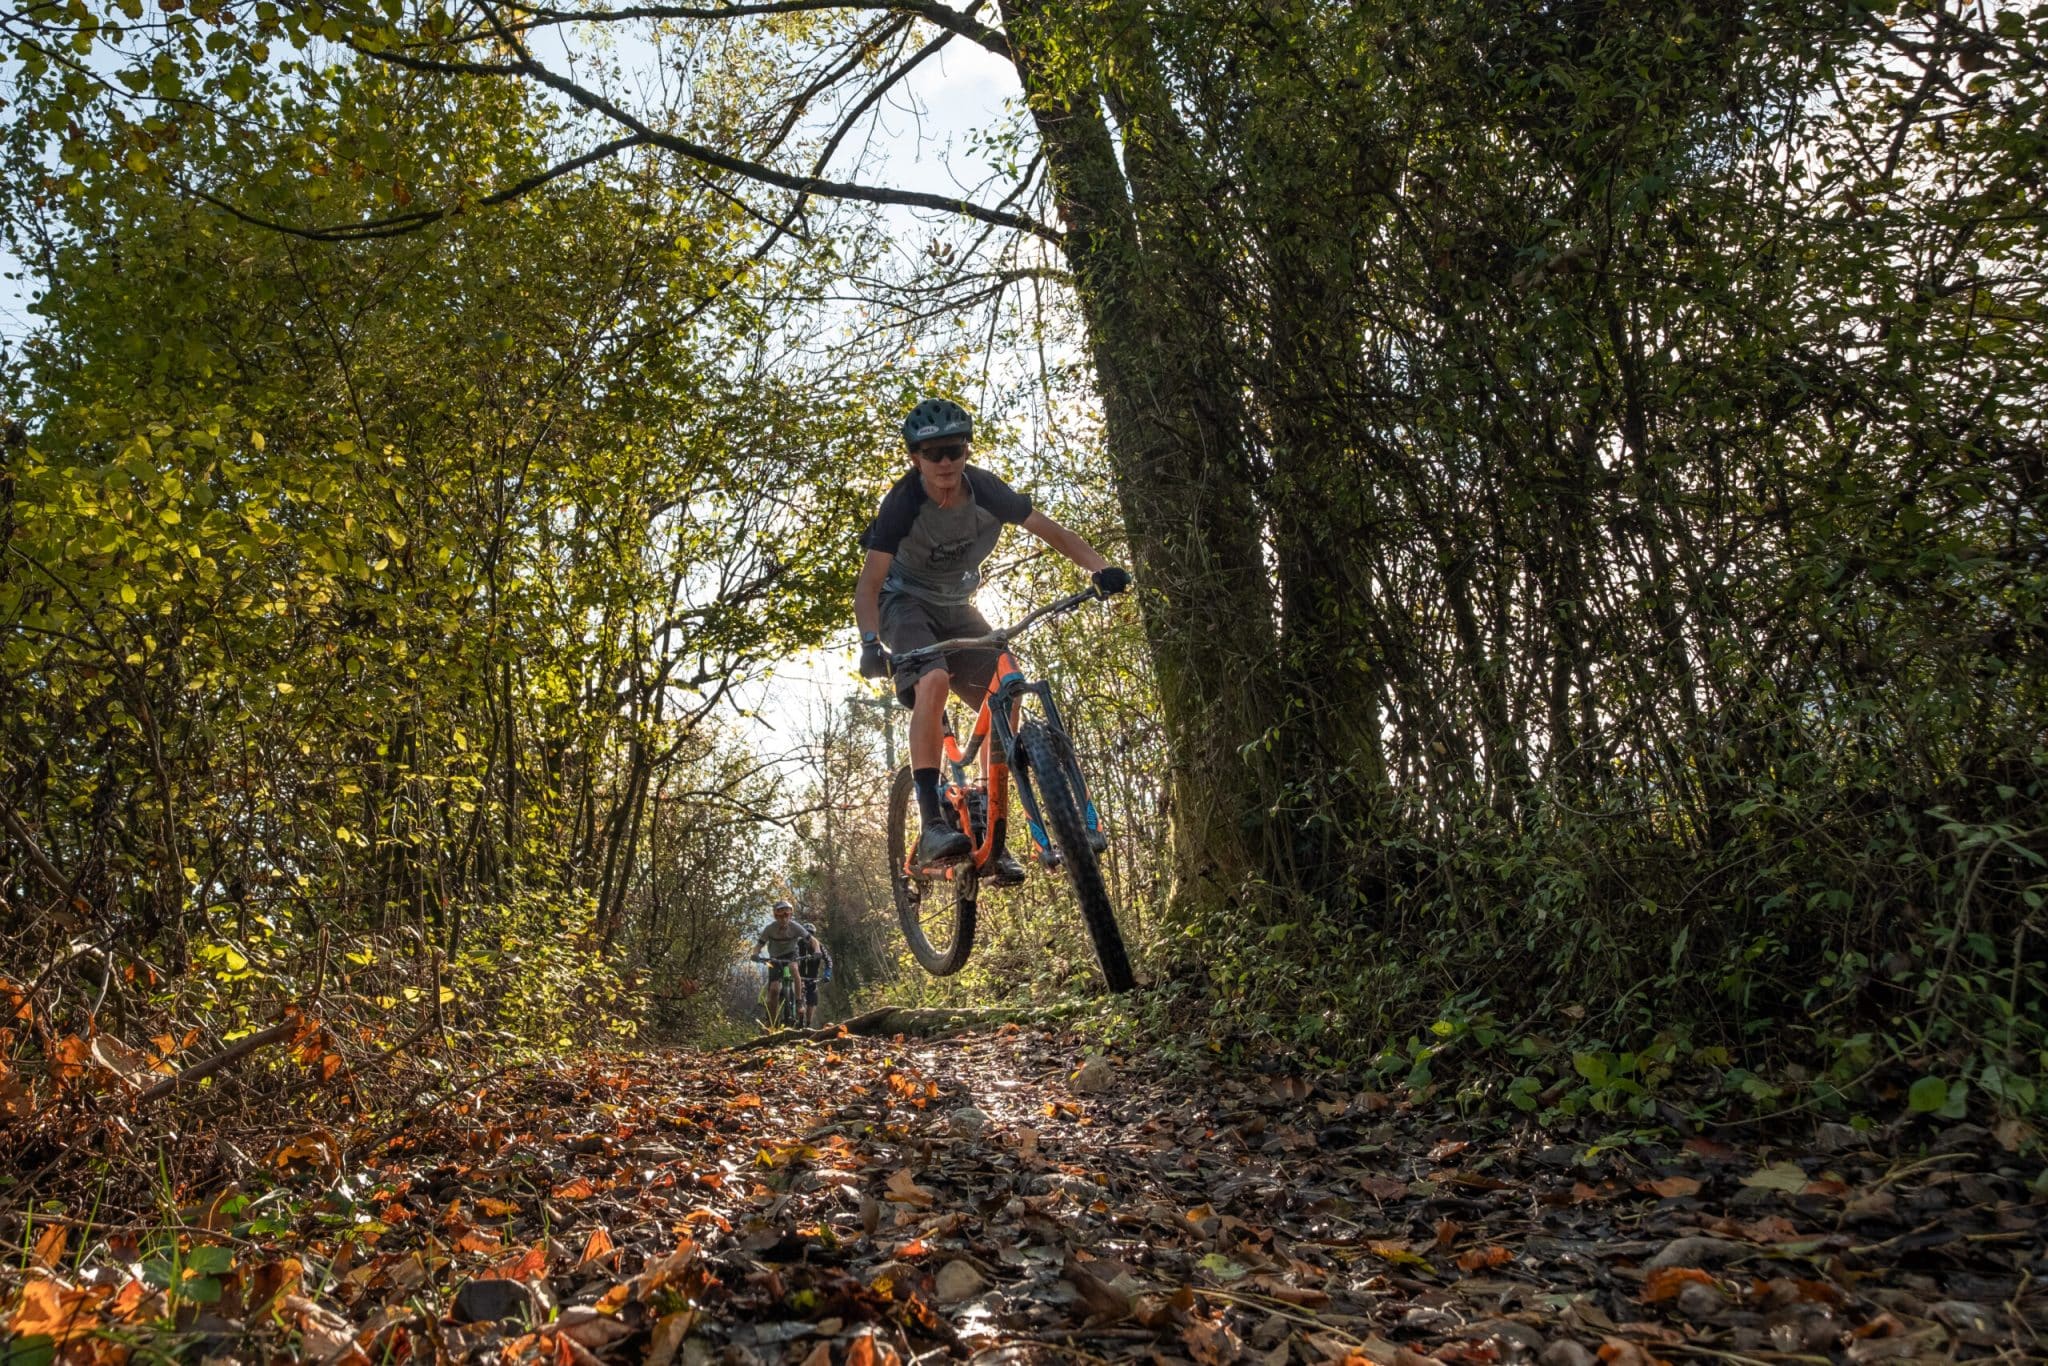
[889,586,1103,668]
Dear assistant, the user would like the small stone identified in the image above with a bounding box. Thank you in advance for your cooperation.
[1932,1300,2001,1346]
[1675,1282,1725,1320]
[1812,1122,1863,1153]
[452,1278,538,1325]
[934,1260,990,1303]
[1476,1319,1546,1353]
[1645,1236,1748,1269]
[949,1106,989,1139]
[1071,1056,1114,1094]
[1539,1341,1596,1366]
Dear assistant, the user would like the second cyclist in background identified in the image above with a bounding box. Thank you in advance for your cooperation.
[751,899,817,1029]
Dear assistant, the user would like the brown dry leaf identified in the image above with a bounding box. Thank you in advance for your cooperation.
[1243,1275,1330,1309]
[452,1230,505,1257]
[1369,1241,1431,1269]
[553,1177,599,1200]
[1183,1318,1244,1366]
[50,1035,93,1087]
[1640,1267,1717,1303]
[90,1035,156,1086]
[31,1222,68,1270]
[884,1168,936,1207]
[797,1342,833,1366]
[645,1310,693,1366]
[10,1276,109,1341]
[1357,1175,1408,1201]
[1738,1215,1802,1244]
[282,1293,359,1362]
[247,1257,302,1312]
[730,1094,764,1109]
[1596,1340,1669,1366]
[1063,1255,1133,1322]
[1433,1219,1462,1249]
[0,1066,31,1119]
[1640,1175,1701,1198]
[1454,1245,1513,1272]
[1427,1139,1470,1162]
[477,1197,522,1217]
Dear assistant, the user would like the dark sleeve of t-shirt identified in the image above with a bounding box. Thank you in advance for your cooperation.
[966,467,1032,524]
[859,472,923,554]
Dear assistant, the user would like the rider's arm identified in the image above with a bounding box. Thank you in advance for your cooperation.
[1021,510,1109,576]
[855,549,892,638]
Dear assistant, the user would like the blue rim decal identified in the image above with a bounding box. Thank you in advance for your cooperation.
[1028,820,1050,850]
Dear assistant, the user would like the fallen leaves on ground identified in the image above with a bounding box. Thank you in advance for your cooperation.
[3,1025,2043,1365]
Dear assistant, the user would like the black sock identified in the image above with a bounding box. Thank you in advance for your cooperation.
[914,768,943,825]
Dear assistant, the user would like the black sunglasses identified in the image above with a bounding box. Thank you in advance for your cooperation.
[918,442,970,463]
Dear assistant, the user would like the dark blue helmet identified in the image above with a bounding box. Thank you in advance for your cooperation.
[902,397,973,449]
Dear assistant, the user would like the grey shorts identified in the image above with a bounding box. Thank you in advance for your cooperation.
[880,592,1000,709]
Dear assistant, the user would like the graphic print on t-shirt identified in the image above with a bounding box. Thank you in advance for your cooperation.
[925,535,975,570]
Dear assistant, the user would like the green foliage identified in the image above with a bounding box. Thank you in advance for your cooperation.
[0,13,898,1026]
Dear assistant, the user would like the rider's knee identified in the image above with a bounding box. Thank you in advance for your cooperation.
[913,669,951,706]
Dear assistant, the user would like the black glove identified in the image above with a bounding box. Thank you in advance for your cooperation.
[1092,565,1131,596]
[859,640,891,679]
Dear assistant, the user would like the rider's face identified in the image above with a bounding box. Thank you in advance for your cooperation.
[774,906,791,922]
[914,441,969,492]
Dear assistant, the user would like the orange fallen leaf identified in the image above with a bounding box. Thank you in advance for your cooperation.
[31,1222,67,1269]
[9,1277,110,1341]
[730,1094,763,1109]
[894,1238,932,1258]
[1427,1139,1470,1162]
[453,1230,505,1257]
[1640,1176,1701,1198]
[1597,1340,1670,1366]
[578,1227,616,1267]
[477,1197,522,1217]
[1433,1219,1462,1249]
[844,1333,900,1366]
[1641,1267,1717,1303]
[488,1243,548,1281]
[1455,1245,1513,1272]
[553,1177,598,1200]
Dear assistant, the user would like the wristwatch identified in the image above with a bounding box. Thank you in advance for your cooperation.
[861,631,879,645]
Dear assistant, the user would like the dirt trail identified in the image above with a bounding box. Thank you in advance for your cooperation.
[8,1022,2041,1364]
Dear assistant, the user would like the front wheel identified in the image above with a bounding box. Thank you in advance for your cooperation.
[1016,722,1135,992]
[887,766,977,975]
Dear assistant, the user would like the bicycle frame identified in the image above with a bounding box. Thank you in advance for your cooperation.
[896,588,1107,878]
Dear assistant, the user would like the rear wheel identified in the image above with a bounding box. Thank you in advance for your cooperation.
[887,765,977,975]
[1016,723,1134,992]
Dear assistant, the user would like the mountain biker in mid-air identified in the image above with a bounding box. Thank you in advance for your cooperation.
[751,900,817,1027]
[855,398,1129,882]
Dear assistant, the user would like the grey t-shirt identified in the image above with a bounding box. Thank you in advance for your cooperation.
[860,467,1032,605]
[755,919,809,961]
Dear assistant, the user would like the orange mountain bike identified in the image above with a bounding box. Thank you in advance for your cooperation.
[883,587,1135,992]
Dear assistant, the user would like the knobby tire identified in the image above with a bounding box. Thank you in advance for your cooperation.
[887,765,976,975]
[1016,722,1135,992]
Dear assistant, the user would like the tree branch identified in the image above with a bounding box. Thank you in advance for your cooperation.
[188,132,655,242]
[356,32,1058,241]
